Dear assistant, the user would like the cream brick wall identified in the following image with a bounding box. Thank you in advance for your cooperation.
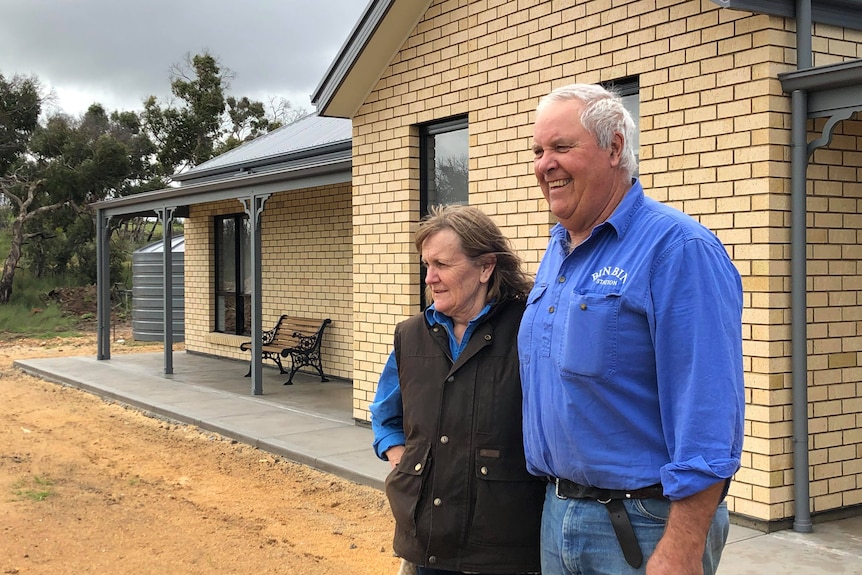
[183,183,353,382]
[805,111,862,516]
[349,0,862,525]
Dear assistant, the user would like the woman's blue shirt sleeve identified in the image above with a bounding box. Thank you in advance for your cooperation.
[369,350,404,460]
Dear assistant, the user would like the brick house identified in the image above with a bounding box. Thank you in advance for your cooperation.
[94,0,862,530]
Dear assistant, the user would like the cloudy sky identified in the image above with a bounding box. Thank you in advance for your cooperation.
[0,0,369,117]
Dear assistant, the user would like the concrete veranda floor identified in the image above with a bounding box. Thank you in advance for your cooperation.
[13,350,862,574]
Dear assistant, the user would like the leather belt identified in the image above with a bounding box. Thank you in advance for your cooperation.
[549,477,667,569]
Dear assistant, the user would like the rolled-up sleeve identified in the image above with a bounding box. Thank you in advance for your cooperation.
[653,237,746,500]
[369,351,405,460]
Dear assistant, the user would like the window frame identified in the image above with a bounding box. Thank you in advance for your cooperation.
[214,213,251,336]
[419,115,469,216]
[418,116,469,310]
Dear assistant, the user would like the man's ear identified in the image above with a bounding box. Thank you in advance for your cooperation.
[609,132,624,166]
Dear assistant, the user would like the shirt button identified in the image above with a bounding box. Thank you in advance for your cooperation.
[440,435,449,444]
[558,276,565,283]
[480,466,488,475]
[580,303,587,310]
[433,498,442,507]
[414,463,422,472]
[549,306,555,313]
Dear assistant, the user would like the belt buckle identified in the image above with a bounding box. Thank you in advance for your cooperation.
[554,478,567,500]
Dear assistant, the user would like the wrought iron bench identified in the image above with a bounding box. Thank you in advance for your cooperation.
[240,315,332,385]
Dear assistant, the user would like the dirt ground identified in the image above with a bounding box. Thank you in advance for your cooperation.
[0,325,401,574]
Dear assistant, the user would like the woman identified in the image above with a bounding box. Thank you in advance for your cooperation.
[371,205,544,575]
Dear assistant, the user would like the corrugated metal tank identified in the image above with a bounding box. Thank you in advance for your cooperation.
[131,236,185,342]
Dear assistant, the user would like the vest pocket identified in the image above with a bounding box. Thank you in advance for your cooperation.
[385,441,432,536]
[468,447,543,546]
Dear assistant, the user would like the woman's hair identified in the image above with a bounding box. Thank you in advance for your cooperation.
[537,83,638,179]
[415,204,532,304]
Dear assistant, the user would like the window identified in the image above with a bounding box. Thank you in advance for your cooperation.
[214,214,251,335]
[420,116,469,214]
[419,117,469,308]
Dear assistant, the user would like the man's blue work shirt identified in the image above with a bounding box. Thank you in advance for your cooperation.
[518,179,745,501]
[370,303,492,460]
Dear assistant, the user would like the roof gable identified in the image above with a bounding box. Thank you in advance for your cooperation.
[311,0,432,119]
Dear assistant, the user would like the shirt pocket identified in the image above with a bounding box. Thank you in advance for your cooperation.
[518,283,548,366]
[558,291,619,382]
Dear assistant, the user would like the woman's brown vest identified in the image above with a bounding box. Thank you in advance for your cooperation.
[385,300,544,573]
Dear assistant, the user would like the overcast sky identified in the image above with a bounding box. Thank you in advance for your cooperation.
[0,0,368,118]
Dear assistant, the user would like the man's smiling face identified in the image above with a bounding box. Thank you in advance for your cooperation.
[532,98,620,237]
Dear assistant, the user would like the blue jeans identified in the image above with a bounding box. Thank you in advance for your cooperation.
[416,568,533,575]
[540,484,729,575]
[416,569,532,575]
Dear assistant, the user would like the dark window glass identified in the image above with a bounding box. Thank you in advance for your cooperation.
[215,214,251,335]
[420,117,469,214]
[419,116,469,309]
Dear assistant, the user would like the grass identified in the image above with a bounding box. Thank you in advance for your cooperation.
[12,475,55,501]
[0,272,82,338]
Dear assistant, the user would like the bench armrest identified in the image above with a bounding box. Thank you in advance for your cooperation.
[290,331,317,351]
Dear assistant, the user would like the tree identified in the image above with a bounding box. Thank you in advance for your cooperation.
[0,73,41,174]
[1,54,304,303]
[0,105,137,303]
[0,73,44,303]
[141,51,307,175]
[141,52,228,175]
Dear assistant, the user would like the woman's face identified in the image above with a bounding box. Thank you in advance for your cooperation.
[421,228,494,327]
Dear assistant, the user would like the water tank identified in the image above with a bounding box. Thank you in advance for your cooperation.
[131,236,185,342]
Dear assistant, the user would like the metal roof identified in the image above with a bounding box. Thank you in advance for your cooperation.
[133,235,185,254]
[173,112,352,182]
[92,112,353,219]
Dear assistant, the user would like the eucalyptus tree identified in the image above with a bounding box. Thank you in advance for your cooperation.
[141,51,306,175]
[0,104,141,303]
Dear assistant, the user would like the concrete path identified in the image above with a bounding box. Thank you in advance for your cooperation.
[14,351,862,574]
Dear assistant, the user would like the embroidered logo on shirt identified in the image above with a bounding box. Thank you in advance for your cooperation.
[591,266,628,286]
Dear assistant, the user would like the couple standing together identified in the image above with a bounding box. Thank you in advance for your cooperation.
[370,83,745,575]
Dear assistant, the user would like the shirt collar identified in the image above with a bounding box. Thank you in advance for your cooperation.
[424,302,493,328]
[550,178,643,246]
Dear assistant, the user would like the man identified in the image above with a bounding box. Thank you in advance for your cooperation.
[518,83,745,575]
